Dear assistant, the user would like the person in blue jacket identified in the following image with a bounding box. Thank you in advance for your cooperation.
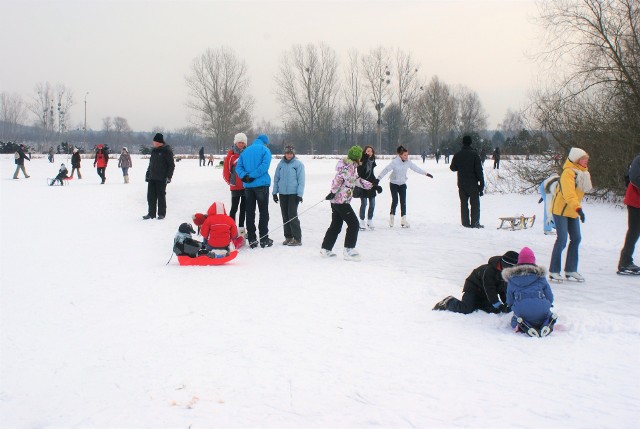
[272,145,305,246]
[503,246,557,337]
[235,134,273,248]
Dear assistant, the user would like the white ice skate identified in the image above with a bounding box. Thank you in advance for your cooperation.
[320,248,336,257]
[565,272,585,282]
[359,219,366,231]
[343,248,361,262]
[389,215,395,227]
[549,272,564,282]
[367,219,375,230]
[401,216,410,228]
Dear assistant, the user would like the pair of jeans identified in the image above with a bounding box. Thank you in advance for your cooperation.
[359,196,375,220]
[121,167,129,177]
[550,214,581,273]
[458,185,481,227]
[229,190,246,228]
[619,206,640,267]
[13,165,28,178]
[389,183,407,216]
[244,186,270,243]
[321,203,359,250]
[278,194,301,240]
[70,167,81,179]
[147,179,168,217]
[97,167,106,182]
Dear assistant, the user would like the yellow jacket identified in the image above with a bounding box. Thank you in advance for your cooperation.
[551,158,587,218]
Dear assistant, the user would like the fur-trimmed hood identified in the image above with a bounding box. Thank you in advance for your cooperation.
[502,264,547,281]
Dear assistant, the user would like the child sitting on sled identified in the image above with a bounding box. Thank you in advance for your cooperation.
[502,246,557,337]
[173,223,203,257]
[50,163,69,186]
[196,201,244,258]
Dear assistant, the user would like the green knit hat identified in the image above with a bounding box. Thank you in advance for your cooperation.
[347,145,363,162]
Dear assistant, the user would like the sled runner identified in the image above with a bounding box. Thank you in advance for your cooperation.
[177,250,238,266]
[497,215,536,230]
[47,177,72,186]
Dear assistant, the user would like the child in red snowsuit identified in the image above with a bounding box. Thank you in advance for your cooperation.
[196,202,244,257]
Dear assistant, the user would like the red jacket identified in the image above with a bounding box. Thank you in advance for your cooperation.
[223,149,244,191]
[624,182,640,208]
[201,202,238,248]
[94,149,108,168]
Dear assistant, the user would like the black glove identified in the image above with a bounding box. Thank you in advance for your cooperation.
[375,186,383,194]
[166,178,171,184]
[372,178,380,186]
[426,173,433,178]
[273,194,279,203]
[325,192,335,200]
[297,196,303,203]
[241,175,254,183]
[577,208,585,223]
[479,190,484,197]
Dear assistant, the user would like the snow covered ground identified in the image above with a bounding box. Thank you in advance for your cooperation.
[1,153,639,428]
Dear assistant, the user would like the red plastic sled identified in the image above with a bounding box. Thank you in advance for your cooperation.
[177,250,238,266]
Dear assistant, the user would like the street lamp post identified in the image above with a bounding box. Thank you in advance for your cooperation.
[84,92,89,147]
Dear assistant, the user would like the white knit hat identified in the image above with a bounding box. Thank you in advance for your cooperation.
[568,147,588,163]
[234,133,248,144]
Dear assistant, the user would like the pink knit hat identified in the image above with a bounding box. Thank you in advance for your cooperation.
[518,247,536,265]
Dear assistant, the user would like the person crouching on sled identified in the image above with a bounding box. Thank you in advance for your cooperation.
[173,223,202,257]
[503,246,557,337]
[50,163,69,186]
[200,201,244,257]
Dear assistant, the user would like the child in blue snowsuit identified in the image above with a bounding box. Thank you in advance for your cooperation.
[503,246,557,337]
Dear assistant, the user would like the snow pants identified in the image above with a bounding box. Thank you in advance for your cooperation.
[244,186,270,243]
[321,203,359,250]
[278,194,301,241]
[147,179,168,218]
[458,185,480,227]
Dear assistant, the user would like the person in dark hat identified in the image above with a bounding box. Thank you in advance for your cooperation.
[433,250,519,314]
[143,133,175,220]
[12,144,31,179]
[272,144,305,246]
[450,135,485,228]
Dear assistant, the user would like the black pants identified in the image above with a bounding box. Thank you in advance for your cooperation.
[229,191,246,228]
[445,289,495,314]
[199,157,205,166]
[245,186,270,243]
[147,180,168,218]
[458,186,480,227]
[619,205,640,267]
[389,183,407,216]
[321,203,360,250]
[97,167,106,183]
[279,194,301,240]
[494,159,500,169]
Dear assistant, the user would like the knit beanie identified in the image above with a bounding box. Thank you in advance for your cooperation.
[462,135,472,146]
[284,145,295,154]
[234,133,248,144]
[178,223,196,234]
[517,247,536,265]
[153,133,165,144]
[192,213,207,227]
[347,145,363,162]
[501,251,519,269]
[568,147,587,163]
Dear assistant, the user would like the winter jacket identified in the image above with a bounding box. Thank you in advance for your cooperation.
[14,147,30,165]
[450,146,484,190]
[200,202,238,248]
[328,158,373,204]
[503,264,554,326]
[272,156,305,196]
[551,158,588,218]
[223,146,245,191]
[118,152,132,169]
[624,155,640,208]
[146,144,175,182]
[55,164,69,180]
[94,148,108,168]
[235,136,272,188]
[71,151,81,168]
[493,148,500,160]
[378,156,428,185]
[462,255,508,308]
[355,154,378,198]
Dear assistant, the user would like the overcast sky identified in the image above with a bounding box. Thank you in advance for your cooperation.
[1,0,544,133]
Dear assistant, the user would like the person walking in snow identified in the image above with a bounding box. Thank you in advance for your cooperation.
[223,133,248,236]
[12,144,30,179]
[433,251,519,314]
[503,247,557,337]
[355,145,382,230]
[444,148,451,164]
[118,147,132,184]
[377,145,433,228]
[618,154,640,275]
[235,134,273,248]
[93,144,108,184]
[272,145,305,246]
[142,133,175,220]
[549,147,591,282]
[320,145,374,261]
[70,147,81,179]
[450,135,485,228]
[199,146,205,167]
[493,147,501,169]
[48,146,55,163]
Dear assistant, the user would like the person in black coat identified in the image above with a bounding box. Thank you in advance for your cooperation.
[450,135,485,228]
[70,147,82,179]
[12,144,31,179]
[143,133,175,220]
[433,251,519,314]
[355,145,382,229]
[199,146,205,167]
[493,147,501,169]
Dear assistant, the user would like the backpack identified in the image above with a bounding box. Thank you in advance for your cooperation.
[14,151,19,160]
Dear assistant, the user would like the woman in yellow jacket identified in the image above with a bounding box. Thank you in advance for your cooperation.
[549,147,592,282]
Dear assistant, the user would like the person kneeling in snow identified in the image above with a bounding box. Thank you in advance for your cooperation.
[200,201,244,258]
[50,163,69,186]
[173,223,203,257]
[433,250,519,314]
[503,247,557,337]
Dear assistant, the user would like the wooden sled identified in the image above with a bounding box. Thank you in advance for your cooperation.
[497,215,536,230]
[177,250,238,266]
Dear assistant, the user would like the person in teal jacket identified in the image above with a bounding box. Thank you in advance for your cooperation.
[235,134,273,248]
[272,145,305,246]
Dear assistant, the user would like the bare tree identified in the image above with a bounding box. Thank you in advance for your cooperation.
[394,49,421,145]
[455,85,488,135]
[500,108,525,139]
[113,116,132,147]
[415,76,456,152]
[186,47,254,154]
[342,49,368,147]
[0,92,27,140]
[275,43,339,154]
[361,46,393,153]
[54,83,74,134]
